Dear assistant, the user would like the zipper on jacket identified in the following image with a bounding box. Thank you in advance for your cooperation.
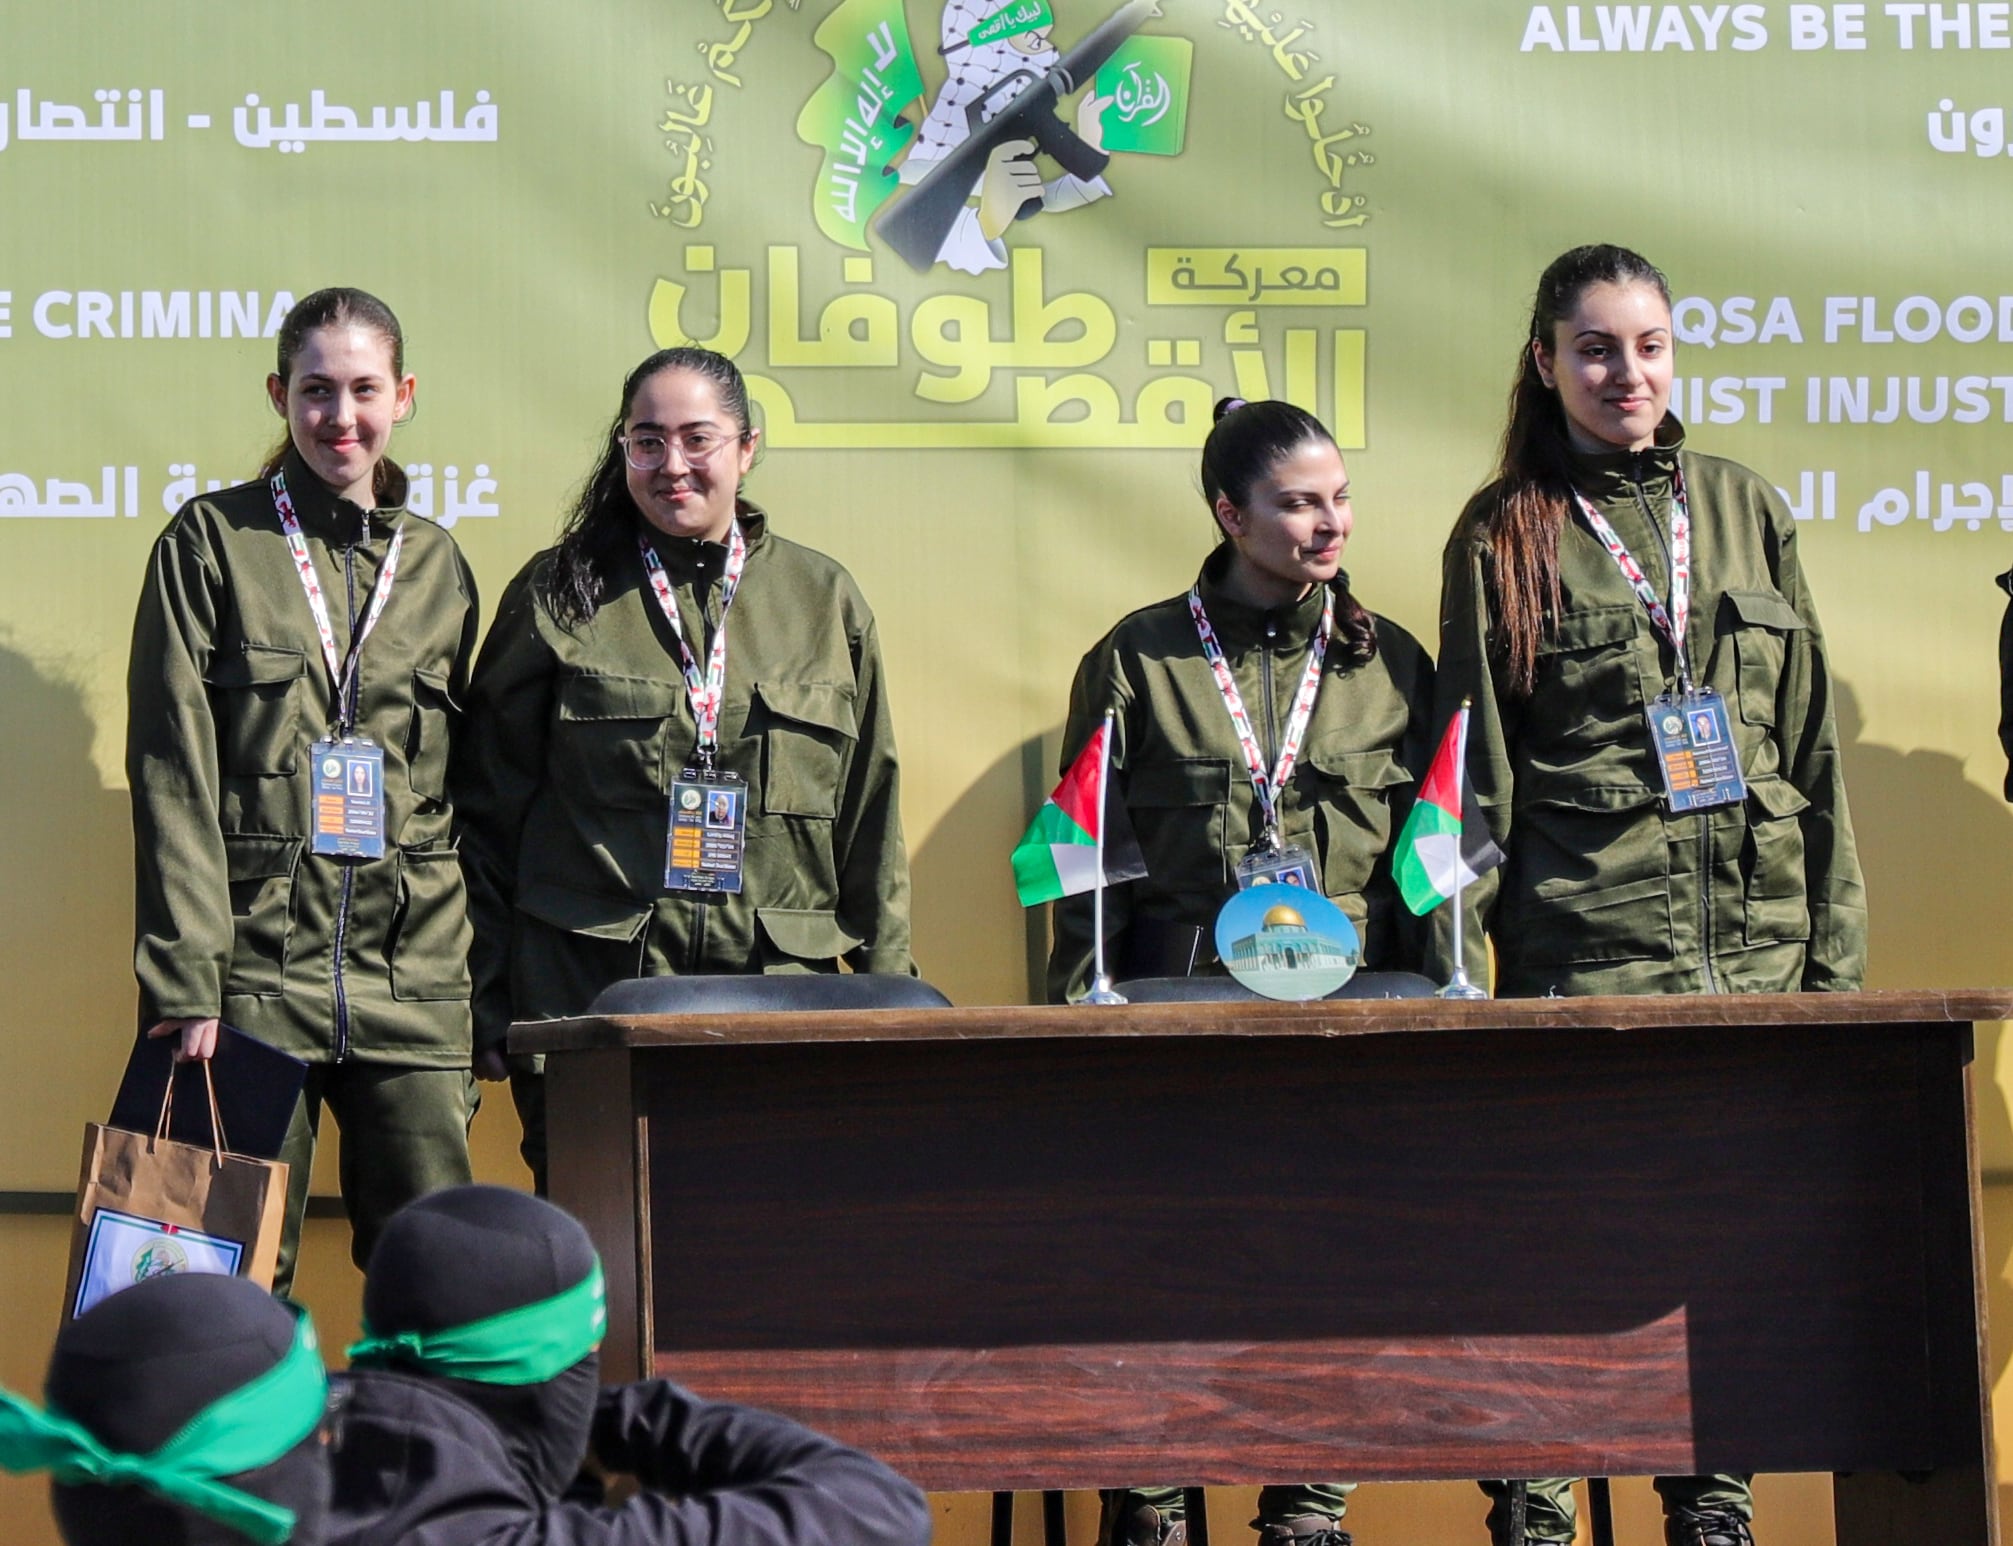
[331,520,364,1062]
[1627,457,1677,593]
[1628,459,1720,995]
[687,897,709,972]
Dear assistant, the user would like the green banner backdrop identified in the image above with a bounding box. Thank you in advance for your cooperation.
[4,0,2013,1200]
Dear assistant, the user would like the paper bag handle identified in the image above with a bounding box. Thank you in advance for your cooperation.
[155,1059,230,1162]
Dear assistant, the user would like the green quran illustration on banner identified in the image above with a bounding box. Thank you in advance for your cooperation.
[649,0,1371,450]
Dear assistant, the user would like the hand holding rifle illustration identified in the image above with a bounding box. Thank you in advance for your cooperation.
[877,0,1162,272]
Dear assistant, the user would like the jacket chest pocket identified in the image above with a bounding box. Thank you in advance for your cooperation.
[554,673,681,811]
[1534,605,1649,753]
[1124,757,1231,891]
[1717,588,1805,728]
[748,680,857,819]
[205,646,308,777]
[404,668,457,804]
[1300,743,1412,897]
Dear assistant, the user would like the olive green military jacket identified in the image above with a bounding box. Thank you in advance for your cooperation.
[1434,420,1866,996]
[1048,547,1435,1003]
[453,504,912,1054]
[126,449,480,1065]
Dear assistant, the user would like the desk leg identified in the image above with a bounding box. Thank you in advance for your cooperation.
[1184,1488,1211,1546]
[546,1048,646,1384]
[993,1492,1016,1546]
[1832,1467,1994,1546]
[1044,1491,1068,1546]
[1586,1479,1614,1546]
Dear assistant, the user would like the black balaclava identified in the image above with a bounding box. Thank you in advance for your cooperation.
[45,1272,331,1546]
[359,1184,601,1499]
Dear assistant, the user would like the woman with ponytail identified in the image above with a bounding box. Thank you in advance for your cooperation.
[1435,245,1866,1546]
[1046,396,1431,1546]
[126,287,479,1296]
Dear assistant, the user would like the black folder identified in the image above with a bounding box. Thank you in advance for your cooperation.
[109,1024,309,1161]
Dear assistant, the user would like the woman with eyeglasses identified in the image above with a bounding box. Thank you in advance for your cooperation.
[453,348,913,1190]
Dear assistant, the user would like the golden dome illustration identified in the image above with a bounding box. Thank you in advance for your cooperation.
[1262,903,1306,929]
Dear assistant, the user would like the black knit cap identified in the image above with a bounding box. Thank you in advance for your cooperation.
[45,1273,330,1546]
[360,1185,601,1499]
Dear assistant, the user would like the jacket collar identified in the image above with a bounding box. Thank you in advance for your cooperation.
[276,445,406,545]
[1194,542,1333,651]
[1561,413,1686,504]
[640,498,770,581]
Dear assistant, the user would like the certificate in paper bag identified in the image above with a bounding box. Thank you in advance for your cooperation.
[61,1060,289,1318]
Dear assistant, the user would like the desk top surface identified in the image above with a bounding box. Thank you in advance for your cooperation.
[511,986,2013,1054]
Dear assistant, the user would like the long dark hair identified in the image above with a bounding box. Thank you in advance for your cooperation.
[1457,244,1671,697]
[258,287,408,505]
[1201,396,1378,663]
[540,347,753,627]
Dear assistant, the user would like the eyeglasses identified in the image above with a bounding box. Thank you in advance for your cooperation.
[620,429,742,471]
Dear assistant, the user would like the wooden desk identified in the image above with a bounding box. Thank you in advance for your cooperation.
[515,990,2011,1544]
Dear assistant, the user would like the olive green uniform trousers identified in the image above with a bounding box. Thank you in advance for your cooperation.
[272,1062,477,1294]
[1109,1484,1356,1529]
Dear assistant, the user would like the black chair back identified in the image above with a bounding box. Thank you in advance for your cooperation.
[586,973,952,1016]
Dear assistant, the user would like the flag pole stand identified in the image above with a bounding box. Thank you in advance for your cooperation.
[1083,708,1128,1005]
[1436,700,1489,1000]
[1436,965,1488,1000]
[1437,841,1489,999]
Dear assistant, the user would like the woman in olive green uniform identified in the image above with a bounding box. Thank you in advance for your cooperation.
[455,347,911,1192]
[1435,245,1865,1546]
[127,287,480,1294]
[1051,398,1433,1546]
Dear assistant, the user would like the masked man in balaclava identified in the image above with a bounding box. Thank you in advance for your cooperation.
[0,1271,333,1546]
[326,1184,933,1546]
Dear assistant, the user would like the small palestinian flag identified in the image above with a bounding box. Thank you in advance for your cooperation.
[1395,702,1505,916]
[1011,717,1148,906]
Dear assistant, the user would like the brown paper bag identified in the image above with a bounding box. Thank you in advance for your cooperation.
[62,1060,289,1318]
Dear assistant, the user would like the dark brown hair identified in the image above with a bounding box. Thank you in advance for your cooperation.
[1202,396,1378,663]
[1458,244,1671,696]
[258,287,409,505]
[540,347,753,627]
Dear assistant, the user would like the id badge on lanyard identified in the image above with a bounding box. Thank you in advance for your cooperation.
[273,472,403,857]
[1572,475,1743,813]
[1235,845,1317,891]
[666,769,748,893]
[639,526,751,892]
[1647,689,1745,812]
[312,738,387,857]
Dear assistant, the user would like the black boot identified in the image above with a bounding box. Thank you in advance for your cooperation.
[1254,1514,1351,1546]
[1663,1507,1754,1546]
[1102,1499,1187,1546]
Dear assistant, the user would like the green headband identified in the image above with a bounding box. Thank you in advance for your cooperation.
[348,1259,606,1386]
[0,1300,328,1546]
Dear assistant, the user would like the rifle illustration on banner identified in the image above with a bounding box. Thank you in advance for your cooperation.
[876,0,1162,271]
[1394,698,1503,999]
[1011,709,1146,1004]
